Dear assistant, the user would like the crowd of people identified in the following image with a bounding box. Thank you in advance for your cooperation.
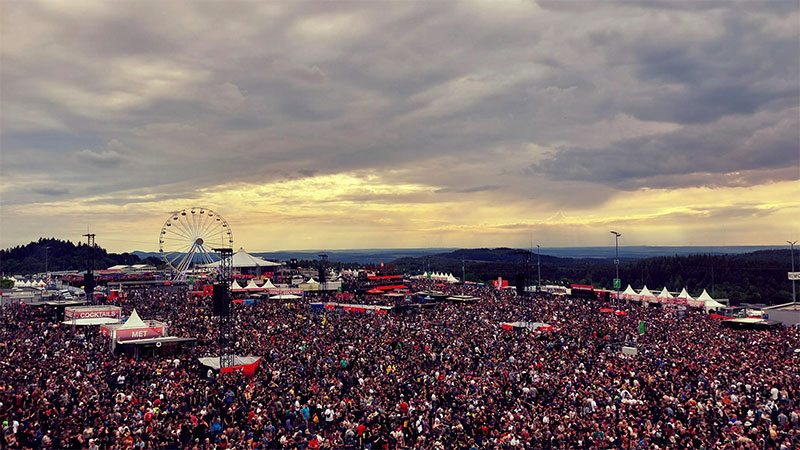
[1,278,799,449]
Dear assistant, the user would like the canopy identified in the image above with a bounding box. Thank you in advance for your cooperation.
[697,289,725,311]
[622,284,637,296]
[244,279,263,291]
[270,294,302,300]
[704,299,726,310]
[118,309,147,329]
[306,277,317,284]
[697,289,714,301]
[676,288,694,300]
[201,248,281,268]
[232,280,247,291]
[638,286,655,298]
[657,287,673,299]
[261,279,276,289]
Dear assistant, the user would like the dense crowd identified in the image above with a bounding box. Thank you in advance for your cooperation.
[1,279,799,449]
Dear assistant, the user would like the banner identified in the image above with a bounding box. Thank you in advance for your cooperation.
[65,307,121,320]
[638,320,645,335]
[220,357,261,377]
[116,327,165,341]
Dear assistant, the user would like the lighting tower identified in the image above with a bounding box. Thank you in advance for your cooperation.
[610,231,621,307]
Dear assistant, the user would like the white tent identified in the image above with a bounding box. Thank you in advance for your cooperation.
[261,279,276,289]
[118,309,147,330]
[698,289,726,311]
[201,248,281,268]
[445,273,459,283]
[676,288,703,307]
[271,293,302,300]
[38,280,47,289]
[306,277,317,284]
[638,286,655,298]
[697,289,713,302]
[244,279,264,291]
[231,280,248,292]
[657,287,673,299]
[622,285,637,296]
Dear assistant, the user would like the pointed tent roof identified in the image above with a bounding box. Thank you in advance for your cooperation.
[306,277,317,284]
[261,279,276,289]
[202,248,281,268]
[704,298,726,310]
[676,288,694,301]
[622,284,637,296]
[638,286,655,297]
[244,279,263,291]
[658,287,673,299]
[118,309,147,330]
[697,289,714,301]
[232,280,248,291]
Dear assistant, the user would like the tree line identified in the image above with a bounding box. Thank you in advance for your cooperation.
[1,238,162,275]
[392,248,797,305]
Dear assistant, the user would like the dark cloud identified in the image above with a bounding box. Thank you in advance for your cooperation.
[435,185,503,194]
[0,0,797,214]
[31,186,70,196]
[75,148,127,168]
[530,109,799,189]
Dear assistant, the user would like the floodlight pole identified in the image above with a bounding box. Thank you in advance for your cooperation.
[537,244,541,293]
[789,240,797,306]
[610,231,621,308]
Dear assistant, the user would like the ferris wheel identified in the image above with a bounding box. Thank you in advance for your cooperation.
[159,207,233,280]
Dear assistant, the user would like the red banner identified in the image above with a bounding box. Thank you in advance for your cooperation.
[116,327,164,341]
[65,308,121,320]
[220,358,261,377]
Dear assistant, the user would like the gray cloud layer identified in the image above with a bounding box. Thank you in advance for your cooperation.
[1,1,797,207]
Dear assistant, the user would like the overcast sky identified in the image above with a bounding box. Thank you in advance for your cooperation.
[1,0,799,253]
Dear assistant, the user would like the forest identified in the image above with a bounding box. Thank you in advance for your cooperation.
[392,248,797,305]
[0,238,162,275]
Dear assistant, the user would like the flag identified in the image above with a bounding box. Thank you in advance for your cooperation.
[322,314,326,325]
[638,320,645,335]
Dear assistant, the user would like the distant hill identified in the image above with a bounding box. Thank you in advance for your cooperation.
[133,245,784,265]
[2,238,161,275]
[392,247,796,305]
[134,248,458,265]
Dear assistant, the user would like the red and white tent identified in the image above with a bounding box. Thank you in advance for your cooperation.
[101,309,167,342]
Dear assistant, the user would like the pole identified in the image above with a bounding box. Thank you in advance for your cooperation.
[462,257,465,283]
[610,231,621,308]
[789,241,797,306]
[537,244,541,293]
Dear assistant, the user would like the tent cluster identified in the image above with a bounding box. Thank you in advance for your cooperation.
[231,278,277,292]
[619,285,726,311]
[416,272,460,283]
[10,277,48,289]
